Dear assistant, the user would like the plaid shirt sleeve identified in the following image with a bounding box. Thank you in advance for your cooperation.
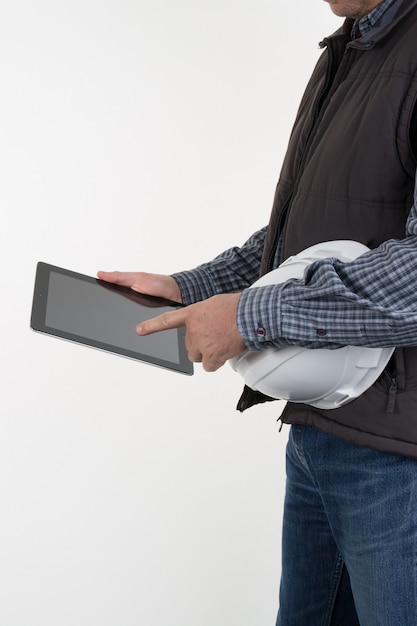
[237,184,417,351]
[171,226,267,304]
[172,181,417,354]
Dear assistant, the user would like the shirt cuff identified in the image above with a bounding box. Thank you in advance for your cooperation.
[236,284,288,351]
[171,267,218,306]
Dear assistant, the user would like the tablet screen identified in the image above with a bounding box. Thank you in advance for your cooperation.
[31,262,193,375]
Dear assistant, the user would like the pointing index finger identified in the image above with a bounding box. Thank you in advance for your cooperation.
[136,309,187,336]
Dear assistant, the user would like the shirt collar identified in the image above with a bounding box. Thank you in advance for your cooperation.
[353,0,401,38]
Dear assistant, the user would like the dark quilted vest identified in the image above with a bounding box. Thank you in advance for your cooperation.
[238,1,417,458]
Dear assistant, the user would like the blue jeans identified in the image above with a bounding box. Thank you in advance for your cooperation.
[276,425,417,626]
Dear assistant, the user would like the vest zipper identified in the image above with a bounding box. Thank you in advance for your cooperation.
[387,376,398,413]
[266,38,338,271]
[266,194,292,272]
[315,38,337,121]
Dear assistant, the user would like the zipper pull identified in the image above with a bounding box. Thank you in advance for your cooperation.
[386,378,398,413]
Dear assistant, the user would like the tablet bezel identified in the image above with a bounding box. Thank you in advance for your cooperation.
[30,262,193,376]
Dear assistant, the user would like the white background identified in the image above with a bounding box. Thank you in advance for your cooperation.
[1,2,338,624]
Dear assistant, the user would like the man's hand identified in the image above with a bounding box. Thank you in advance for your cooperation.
[136,293,247,372]
[97,271,182,303]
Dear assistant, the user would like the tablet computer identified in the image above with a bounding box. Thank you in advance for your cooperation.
[30,262,193,375]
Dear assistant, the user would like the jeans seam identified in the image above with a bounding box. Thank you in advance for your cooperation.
[292,425,321,490]
[323,552,344,626]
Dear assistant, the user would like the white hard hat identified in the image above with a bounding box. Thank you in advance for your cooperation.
[230,241,394,410]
